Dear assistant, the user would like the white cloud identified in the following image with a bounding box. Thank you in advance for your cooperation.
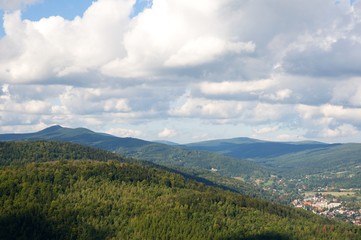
[170,97,244,119]
[0,84,10,100]
[0,100,50,114]
[0,0,40,10]
[0,0,133,83]
[321,104,361,123]
[59,87,132,115]
[332,78,361,107]
[199,79,274,96]
[106,128,143,137]
[103,99,131,112]
[276,134,303,141]
[243,103,291,124]
[261,89,292,101]
[165,38,255,67]
[158,128,177,138]
[320,124,359,138]
[101,0,255,77]
[253,126,279,135]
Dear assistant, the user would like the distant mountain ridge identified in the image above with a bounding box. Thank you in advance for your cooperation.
[0,125,151,150]
[0,126,261,175]
[185,137,339,159]
[3,125,361,182]
[0,126,273,198]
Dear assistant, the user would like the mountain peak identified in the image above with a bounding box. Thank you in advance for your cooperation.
[39,125,64,133]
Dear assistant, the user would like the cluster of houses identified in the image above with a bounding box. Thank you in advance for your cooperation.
[292,195,341,211]
[292,194,361,225]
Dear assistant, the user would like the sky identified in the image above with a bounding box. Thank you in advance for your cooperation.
[0,0,361,144]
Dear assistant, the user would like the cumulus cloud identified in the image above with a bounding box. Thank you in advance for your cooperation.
[101,0,255,78]
[253,126,279,135]
[170,97,245,119]
[320,124,359,138]
[331,78,361,107]
[106,128,144,137]
[0,0,133,83]
[276,134,304,141]
[164,38,255,67]
[198,79,274,96]
[261,89,292,101]
[158,128,177,138]
[59,87,131,115]
[1,0,361,142]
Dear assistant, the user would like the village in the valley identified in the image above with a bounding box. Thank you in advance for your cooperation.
[257,174,361,225]
[292,192,361,225]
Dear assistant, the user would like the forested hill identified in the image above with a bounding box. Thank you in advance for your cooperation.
[0,141,360,239]
[0,141,127,166]
[0,125,152,150]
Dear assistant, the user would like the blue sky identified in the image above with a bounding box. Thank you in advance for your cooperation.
[0,0,151,37]
[0,1,92,37]
[21,1,94,20]
[0,2,84,36]
[1,0,361,143]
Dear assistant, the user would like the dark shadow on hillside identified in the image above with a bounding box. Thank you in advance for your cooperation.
[0,211,57,240]
[0,210,107,240]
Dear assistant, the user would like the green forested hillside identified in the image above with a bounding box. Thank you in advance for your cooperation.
[116,142,268,179]
[262,143,361,176]
[0,141,127,166]
[0,141,360,239]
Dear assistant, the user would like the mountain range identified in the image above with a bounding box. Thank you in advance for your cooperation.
[0,125,265,177]
[2,125,360,174]
[2,125,361,191]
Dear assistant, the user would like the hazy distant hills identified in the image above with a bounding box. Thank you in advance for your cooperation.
[2,125,361,180]
[184,137,361,177]
[0,125,151,150]
[0,125,263,173]
[185,137,339,159]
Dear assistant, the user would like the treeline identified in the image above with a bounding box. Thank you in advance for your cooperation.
[0,141,126,166]
[0,159,360,239]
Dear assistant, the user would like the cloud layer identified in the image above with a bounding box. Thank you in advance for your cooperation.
[1,0,361,143]
[0,0,40,10]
